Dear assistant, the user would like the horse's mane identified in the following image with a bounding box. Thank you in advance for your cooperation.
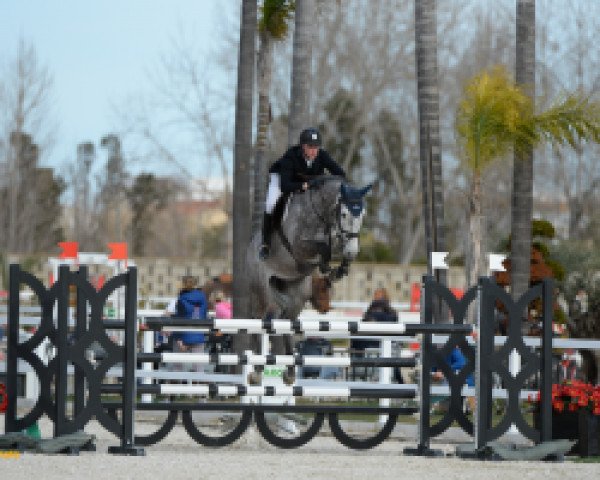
[308,174,344,190]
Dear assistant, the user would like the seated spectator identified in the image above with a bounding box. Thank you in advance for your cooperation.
[432,346,475,413]
[351,288,403,383]
[155,299,177,353]
[214,292,232,320]
[363,287,398,323]
[209,291,233,358]
[170,276,208,373]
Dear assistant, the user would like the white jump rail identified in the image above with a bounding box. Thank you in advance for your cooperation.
[143,316,473,336]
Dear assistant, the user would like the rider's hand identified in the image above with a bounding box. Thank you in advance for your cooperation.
[302,182,308,191]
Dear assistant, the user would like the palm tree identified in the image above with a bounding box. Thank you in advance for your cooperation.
[414,0,446,284]
[252,0,294,232]
[288,0,315,146]
[457,66,600,293]
[457,67,533,289]
[511,0,536,316]
[232,0,257,320]
[415,0,446,324]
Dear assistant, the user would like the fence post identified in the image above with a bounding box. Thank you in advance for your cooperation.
[5,265,21,433]
[404,275,441,456]
[378,338,392,424]
[539,278,554,443]
[54,265,70,436]
[74,266,88,419]
[108,267,144,455]
[141,329,154,404]
[474,277,487,451]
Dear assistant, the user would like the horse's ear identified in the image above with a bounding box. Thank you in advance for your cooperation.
[359,183,373,197]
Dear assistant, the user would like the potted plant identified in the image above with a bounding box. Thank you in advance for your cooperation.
[531,380,600,456]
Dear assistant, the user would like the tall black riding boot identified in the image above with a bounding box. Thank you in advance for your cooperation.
[259,212,273,260]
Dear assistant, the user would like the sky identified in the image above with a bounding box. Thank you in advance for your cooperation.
[1,0,237,176]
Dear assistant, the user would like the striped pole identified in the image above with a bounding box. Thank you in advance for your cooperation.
[101,383,417,399]
[132,352,416,368]
[144,317,472,336]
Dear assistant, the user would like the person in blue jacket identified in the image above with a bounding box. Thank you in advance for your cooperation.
[171,276,208,372]
[433,348,471,379]
[432,346,475,413]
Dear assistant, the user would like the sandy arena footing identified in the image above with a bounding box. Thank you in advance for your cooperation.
[1,415,597,480]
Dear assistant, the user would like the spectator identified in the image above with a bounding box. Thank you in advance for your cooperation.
[209,291,232,359]
[432,346,475,413]
[171,276,208,373]
[154,299,177,354]
[214,291,232,320]
[351,288,403,383]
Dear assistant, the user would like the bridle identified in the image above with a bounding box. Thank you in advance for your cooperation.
[276,178,360,280]
[334,202,361,239]
[308,182,363,283]
[309,184,361,241]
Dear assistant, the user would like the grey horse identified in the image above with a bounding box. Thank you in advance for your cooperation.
[246,175,372,384]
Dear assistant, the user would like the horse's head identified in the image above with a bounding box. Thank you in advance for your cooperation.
[336,182,372,260]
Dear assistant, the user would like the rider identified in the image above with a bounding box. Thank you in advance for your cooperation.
[259,127,346,260]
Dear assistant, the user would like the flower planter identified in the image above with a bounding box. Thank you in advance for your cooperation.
[535,410,600,457]
[577,410,600,457]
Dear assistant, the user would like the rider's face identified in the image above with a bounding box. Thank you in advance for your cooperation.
[302,144,319,161]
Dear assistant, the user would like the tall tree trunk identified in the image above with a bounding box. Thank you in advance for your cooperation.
[252,30,273,233]
[467,173,484,294]
[511,0,535,328]
[414,0,447,308]
[288,0,315,147]
[232,0,257,322]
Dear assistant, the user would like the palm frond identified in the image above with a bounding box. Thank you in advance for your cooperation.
[532,94,600,148]
[457,66,600,167]
[259,0,295,39]
[457,66,532,172]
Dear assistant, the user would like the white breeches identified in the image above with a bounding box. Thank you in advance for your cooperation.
[265,173,282,214]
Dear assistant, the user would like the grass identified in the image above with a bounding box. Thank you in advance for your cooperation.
[571,456,600,463]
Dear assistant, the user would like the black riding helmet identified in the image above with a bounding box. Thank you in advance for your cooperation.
[299,127,322,147]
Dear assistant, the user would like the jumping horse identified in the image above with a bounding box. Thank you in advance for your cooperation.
[246,175,372,384]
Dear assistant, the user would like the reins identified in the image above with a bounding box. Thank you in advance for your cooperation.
[308,186,333,229]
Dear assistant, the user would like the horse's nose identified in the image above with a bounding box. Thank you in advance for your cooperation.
[343,237,359,259]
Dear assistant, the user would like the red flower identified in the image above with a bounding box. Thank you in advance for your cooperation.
[531,381,600,415]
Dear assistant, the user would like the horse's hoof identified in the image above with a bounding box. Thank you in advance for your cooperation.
[282,369,296,386]
[248,372,262,385]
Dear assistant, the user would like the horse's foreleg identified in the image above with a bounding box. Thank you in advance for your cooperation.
[270,334,294,356]
[315,241,332,273]
[270,332,296,386]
